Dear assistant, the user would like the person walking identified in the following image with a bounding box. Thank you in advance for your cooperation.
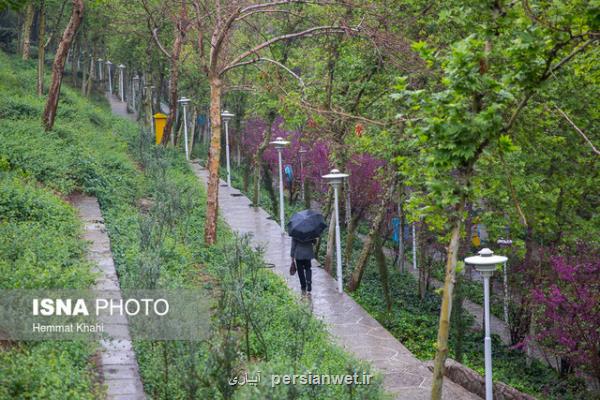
[291,238,316,294]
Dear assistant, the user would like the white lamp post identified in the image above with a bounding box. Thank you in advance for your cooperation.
[145,86,155,134]
[299,147,308,203]
[132,75,139,111]
[179,97,191,160]
[221,110,235,187]
[97,58,103,81]
[464,248,507,400]
[322,168,349,293]
[118,64,125,101]
[270,136,290,232]
[105,60,113,94]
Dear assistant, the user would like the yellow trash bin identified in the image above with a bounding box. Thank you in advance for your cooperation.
[153,113,168,144]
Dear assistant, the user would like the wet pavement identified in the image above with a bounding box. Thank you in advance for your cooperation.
[190,163,481,400]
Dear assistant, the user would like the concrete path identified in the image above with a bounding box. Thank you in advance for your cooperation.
[107,93,136,121]
[72,194,146,400]
[190,163,480,400]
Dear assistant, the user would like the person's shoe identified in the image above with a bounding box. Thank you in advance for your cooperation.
[307,284,312,292]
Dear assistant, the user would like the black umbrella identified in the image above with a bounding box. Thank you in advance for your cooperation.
[287,209,327,242]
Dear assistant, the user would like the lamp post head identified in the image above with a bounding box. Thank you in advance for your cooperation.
[178,96,191,106]
[270,136,290,150]
[221,109,234,122]
[464,248,507,275]
[118,64,125,69]
[98,58,103,62]
[105,60,112,66]
[299,147,308,154]
[133,75,140,82]
[322,168,349,186]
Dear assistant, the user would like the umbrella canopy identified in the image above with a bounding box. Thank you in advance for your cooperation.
[287,209,327,242]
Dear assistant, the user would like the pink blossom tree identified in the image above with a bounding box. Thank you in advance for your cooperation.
[529,247,600,382]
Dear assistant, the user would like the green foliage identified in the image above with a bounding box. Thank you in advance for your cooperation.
[0,174,95,289]
[0,342,101,400]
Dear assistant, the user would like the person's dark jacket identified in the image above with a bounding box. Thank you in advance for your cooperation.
[290,238,316,260]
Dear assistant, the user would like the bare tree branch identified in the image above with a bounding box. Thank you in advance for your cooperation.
[221,25,353,75]
[151,28,172,58]
[220,56,305,87]
[553,105,600,156]
[505,38,596,133]
[236,8,300,21]
[543,38,596,79]
[239,0,333,14]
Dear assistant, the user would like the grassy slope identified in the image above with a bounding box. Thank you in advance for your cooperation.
[0,52,387,400]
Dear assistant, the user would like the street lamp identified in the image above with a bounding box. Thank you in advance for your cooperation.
[270,136,290,232]
[118,64,125,102]
[132,75,139,111]
[322,168,349,294]
[464,248,507,400]
[97,58,103,81]
[105,60,113,94]
[145,86,155,134]
[221,110,235,187]
[179,97,191,160]
[299,147,308,203]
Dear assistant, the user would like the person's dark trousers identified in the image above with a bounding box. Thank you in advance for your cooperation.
[296,259,312,292]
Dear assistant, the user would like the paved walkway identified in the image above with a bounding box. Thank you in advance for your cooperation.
[72,194,146,400]
[107,93,135,121]
[190,163,480,400]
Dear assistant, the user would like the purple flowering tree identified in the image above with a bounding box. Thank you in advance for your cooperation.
[529,248,600,382]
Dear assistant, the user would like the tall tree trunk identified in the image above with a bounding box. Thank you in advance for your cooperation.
[344,212,361,266]
[315,190,332,258]
[204,74,222,245]
[398,201,406,272]
[304,178,311,209]
[42,0,84,131]
[262,163,278,217]
[80,46,87,95]
[37,1,46,96]
[161,30,184,145]
[430,199,465,400]
[348,178,396,292]
[21,3,35,60]
[374,239,391,312]
[71,39,78,86]
[188,108,197,158]
[85,47,95,97]
[344,179,352,227]
[252,113,276,207]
